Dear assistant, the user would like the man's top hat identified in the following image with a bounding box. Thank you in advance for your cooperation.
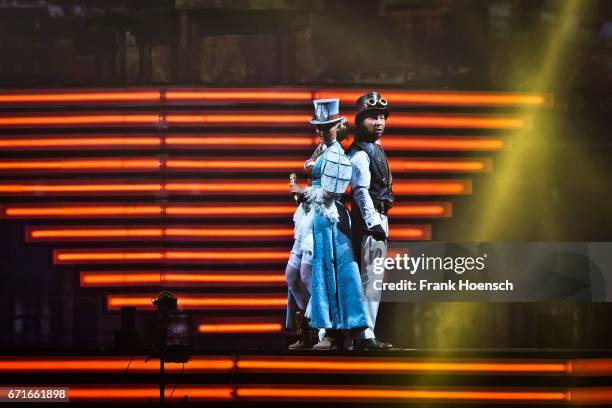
[310,98,346,125]
[354,91,390,126]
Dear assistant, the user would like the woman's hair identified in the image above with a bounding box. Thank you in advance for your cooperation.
[315,120,350,142]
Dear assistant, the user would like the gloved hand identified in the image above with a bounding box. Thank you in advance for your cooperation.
[367,224,387,241]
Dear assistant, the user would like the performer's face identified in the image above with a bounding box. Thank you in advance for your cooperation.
[316,121,342,145]
[360,112,386,138]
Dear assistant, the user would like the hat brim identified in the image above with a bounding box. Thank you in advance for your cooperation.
[310,116,345,126]
[355,107,389,125]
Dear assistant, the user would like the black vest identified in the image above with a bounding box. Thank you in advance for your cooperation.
[349,141,394,208]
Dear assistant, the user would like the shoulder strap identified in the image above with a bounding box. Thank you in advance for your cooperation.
[353,141,389,183]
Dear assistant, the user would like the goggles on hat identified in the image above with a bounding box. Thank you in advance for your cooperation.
[365,97,388,108]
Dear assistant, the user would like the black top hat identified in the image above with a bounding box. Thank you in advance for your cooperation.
[354,91,390,126]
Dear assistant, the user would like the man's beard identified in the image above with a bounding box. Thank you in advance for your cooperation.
[356,127,381,143]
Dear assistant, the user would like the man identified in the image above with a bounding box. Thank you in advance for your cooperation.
[349,91,394,351]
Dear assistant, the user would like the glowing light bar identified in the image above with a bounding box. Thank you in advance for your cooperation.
[166,113,311,126]
[163,181,295,195]
[165,134,317,149]
[107,294,287,310]
[570,359,612,377]
[235,386,568,403]
[0,181,162,195]
[0,158,160,173]
[0,179,469,196]
[0,134,506,152]
[199,323,283,333]
[54,248,289,264]
[166,89,312,102]
[0,356,233,373]
[165,134,507,151]
[2,202,450,219]
[387,114,526,129]
[0,88,550,108]
[382,136,507,151]
[389,225,431,240]
[80,271,285,287]
[165,203,296,217]
[166,158,305,171]
[236,357,570,374]
[0,157,489,174]
[2,204,163,218]
[390,202,452,218]
[2,355,610,377]
[0,114,159,128]
[389,158,491,173]
[0,135,162,150]
[393,180,472,195]
[32,225,428,242]
[0,90,160,104]
[0,112,526,129]
[69,386,233,402]
[316,89,550,107]
[28,226,294,242]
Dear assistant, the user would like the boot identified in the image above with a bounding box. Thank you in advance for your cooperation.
[288,310,312,349]
[313,330,342,350]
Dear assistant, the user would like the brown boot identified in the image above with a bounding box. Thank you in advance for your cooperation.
[313,330,341,350]
[288,310,312,349]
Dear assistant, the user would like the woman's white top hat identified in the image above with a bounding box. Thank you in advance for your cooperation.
[309,98,346,125]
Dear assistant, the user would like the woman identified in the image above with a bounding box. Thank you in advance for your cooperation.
[305,98,368,350]
[285,139,326,349]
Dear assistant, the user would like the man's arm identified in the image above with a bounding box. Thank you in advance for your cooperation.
[350,150,383,229]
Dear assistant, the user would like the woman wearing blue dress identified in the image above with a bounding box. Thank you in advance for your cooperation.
[305,98,369,350]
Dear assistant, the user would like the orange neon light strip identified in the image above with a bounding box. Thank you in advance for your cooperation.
[69,386,233,401]
[236,357,571,374]
[235,387,568,402]
[2,202,450,218]
[165,134,316,148]
[28,226,294,241]
[0,355,609,377]
[0,136,161,150]
[166,90,312,101]
[3,205,163,217]
[0,91,160,103]
[393,180,472,195]
[165,204,296,217]
[0,88,549,107]
[0,135,505,152]
[80,271,285,287]
[166,159,305,170]
[0,356,233,372]
[165,134,507,151]
[387,114,526,129]
[199,323,283,333]
[317,89,549,107]
[390,225,431,240]
[164,181,301,194]
[0,158,160,171]
[166,113,311,124]
[54,248,289,264]
[0,180,469,195]
[0,114,158,127]
[382,136,507,151]
[389,158,491,172]
[0,112,526,129]
[0,182,162,194]
[107,294,287,310]
[31,225,429,241]
[0,157,488,173]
